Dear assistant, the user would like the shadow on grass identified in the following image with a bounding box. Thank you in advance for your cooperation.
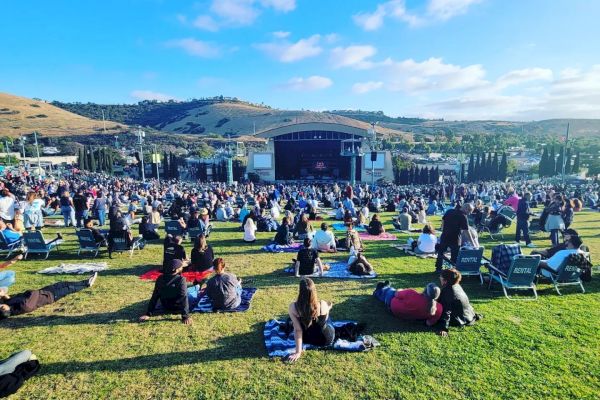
[38,323,265,375]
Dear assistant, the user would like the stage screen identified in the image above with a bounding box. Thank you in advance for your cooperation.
[364,152,385,169]
[253,153,272,169]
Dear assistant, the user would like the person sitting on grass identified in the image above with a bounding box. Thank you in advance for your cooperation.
[312,223,337,253]
[273,217,292,246]
[286,278,335,362]
[294,238,326,277]
[409,223,437,254]
[205,258,242,311]
[294,214,313,240]
[345,222,362,252]
[0,272,98,320]
[190,234,214,272]
[139,216,160,241]
[162,235,188,272]
[393,207,411,231]
[373,281,443,326]
[367,214,385,236]
[243,211,257,243]
[436,269,481,337]
[140,259,191,325]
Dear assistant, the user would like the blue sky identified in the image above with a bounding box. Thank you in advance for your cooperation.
[2,0,600,120]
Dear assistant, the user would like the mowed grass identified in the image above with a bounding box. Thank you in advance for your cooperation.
[2,209,599,400]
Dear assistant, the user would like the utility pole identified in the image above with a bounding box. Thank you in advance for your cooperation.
[33,131,42,178]
[561,123,570,186]
[137,126,145,182]
[153,144,160,183]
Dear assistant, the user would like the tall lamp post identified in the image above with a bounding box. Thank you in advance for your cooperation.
[136,126,146,182]
[19,136,26,164]
[33,131,42,178]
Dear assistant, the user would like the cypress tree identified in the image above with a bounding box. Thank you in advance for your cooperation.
[572,152,580,173]
[564,147,572,174]
[89,147,96,172]
[467,154,475,182]
[492,153,499,180]
[460,164,466,183]
[539,147,548,177]
[474,154,481,181]
[499,153,508,181]
[549,146,556,176]
[556,147,564,176]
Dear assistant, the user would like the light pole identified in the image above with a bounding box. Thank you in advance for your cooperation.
[153,144,160,183]
[3,139,10,166]
[33,131,42,178]
[19,136,26,163]
[561,123,570,186]
[136,126,145,182]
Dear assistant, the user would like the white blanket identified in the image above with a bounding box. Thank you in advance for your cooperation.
[38,262,109,274]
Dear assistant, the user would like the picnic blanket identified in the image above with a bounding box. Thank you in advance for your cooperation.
[359,232,397,241]
[262,242,303,253]
[264,319,380,357]
[140,268,213,283]
[44,219,65,227]
[331,223,366,232]
[187,286,257,313]
[392,244,438,259]
[38,262,109,274]
[284,261,377,279]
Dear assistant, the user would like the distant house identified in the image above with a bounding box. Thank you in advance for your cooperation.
[42,146,60,155]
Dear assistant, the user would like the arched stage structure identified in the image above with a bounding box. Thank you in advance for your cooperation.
[246,122,394,183]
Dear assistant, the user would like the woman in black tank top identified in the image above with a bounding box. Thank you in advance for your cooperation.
[287,278,335,362]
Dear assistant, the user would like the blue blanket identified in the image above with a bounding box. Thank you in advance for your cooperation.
[187,286,257,313]
[264,319,380,357]
[331,223,366,232]
[284,261,377,279]
[262,242,303,253]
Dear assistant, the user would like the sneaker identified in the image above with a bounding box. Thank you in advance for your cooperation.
[526,243,537,248]
[87,272,98,287]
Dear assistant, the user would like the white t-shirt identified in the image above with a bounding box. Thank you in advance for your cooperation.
[243,218,256,242]
[417,233,437,253]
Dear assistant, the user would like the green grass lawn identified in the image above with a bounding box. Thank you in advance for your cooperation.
[2,209,599,400]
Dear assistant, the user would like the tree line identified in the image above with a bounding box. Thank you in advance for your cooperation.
[466,152,508,182]
[538,146,580,177]
[393,164,441,185]
[77,146,114,174]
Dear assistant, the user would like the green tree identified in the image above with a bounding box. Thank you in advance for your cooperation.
[499,153,508,181]
[548,146,556,176]
[572,152,580,173]
[539,147,548,177]
[467,154,475,183]
[491,153,499,180]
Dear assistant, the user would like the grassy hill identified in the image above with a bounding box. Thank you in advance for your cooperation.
[0,93,126,138]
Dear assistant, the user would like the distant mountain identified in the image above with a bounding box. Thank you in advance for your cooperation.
[0,92,125,138]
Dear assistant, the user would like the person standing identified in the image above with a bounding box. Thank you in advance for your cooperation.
[435,202,473,272]
[515,192,535,248]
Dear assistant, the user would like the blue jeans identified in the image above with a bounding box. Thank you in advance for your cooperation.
[515,218,530,244]
[550,229,560,246]
[0,270,16,290]
[373,285,396,308]
[61,206,76,227]
[96,209,106,226]
[75,210,89,228]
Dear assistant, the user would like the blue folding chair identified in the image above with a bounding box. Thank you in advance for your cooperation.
[444,247,485,284]
[108,231,144,258]
[0,231,23,259]
[23,231,62,260]
[538,252,587,295]
[488,254,541,300]
[76,229,105,258]
[164,220,184,237]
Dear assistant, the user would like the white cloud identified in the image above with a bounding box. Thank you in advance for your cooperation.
[272,30,290,38]
[324,33,340,44]
[166,38,220,58]
[352,81,384,94]
[496,67,553,89]
[330,45,377,69]
[386,57,488,93]
[131,90,179,102]
[354,0,481,30]
[193,15,220,32]
[281,75,333,91]
[211,0,259,26]
[256,34,322,62]
[427,0,482,21]
[260,0,296,12]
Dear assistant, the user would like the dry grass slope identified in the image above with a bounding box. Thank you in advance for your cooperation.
[0,93,126,138]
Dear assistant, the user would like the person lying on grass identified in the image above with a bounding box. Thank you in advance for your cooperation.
[435,269,481,337]
[140,259,192,325]
[347,246,373,276]
[373,281,442,326]
[205,258,242,311]
[286,278,335,362]
[0,272,97,320]
[293,238,328,277]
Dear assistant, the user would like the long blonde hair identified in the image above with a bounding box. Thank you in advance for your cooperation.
[296,278,319,328]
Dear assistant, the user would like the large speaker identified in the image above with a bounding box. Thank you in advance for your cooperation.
[370,151,377,162]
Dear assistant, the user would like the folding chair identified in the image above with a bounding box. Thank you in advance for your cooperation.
[108,231,143,258]
[443,247,485,284]
[538,253,587,295]
[0,231,23,259]
[164,220,184,237]
[75,229,105,258]
[23,231,62,260]
[488,254,541,300]
[481,206,515,240]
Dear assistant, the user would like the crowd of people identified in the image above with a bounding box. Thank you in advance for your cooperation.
[0,167,596,366]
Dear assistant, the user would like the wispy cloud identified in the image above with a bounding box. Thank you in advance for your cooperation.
[256,34,322,62]
[352,81,384,94]
[427,0,482,21]
[272,30,290,38]
[280,75,333,91]
[131,90,179,102]
[165,38,221,58]
[330,45,378,69]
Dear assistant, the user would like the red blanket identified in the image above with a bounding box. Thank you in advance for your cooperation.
[358,232,397,241]
[140,268,213,282]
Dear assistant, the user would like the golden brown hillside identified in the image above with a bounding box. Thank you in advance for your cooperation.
[0,92,126,137]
